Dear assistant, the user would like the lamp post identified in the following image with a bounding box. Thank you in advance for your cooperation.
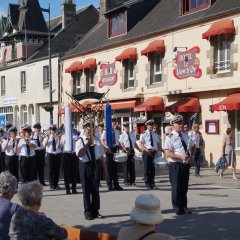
[41,4,53,124]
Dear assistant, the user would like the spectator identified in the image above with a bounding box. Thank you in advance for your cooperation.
[118,194,175,240]
[9,182,67,240]
[220,128,238,180]
[0,171,20,240]
[183,124,189,134]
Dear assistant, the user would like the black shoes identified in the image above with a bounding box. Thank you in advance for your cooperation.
[55,185,61,190]
[176,210,185,216]
[145,184,158,190]
[50,185,56,190]
[184,207,192,214]
[40,182,48,186]
[108,186,113,191]
[66,190,71,195]
[175,208,192,215]
[72,189,79,194]
[114,185,123,191]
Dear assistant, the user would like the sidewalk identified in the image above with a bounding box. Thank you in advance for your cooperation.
[12,167,240,240]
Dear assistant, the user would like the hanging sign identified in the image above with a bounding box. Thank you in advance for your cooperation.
[98,62,118,88]
[173,46,202,80]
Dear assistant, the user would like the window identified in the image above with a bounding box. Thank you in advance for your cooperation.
[21,71,26,93]
[1,76,5,96]
[0,107,13,124]
[150,52,162,84]
[22,105,27,125]
[181,0,210,15]
[235,111,240,149]
[213,34,231,73]
[124,59,135,89]
[43,66,49,88]
[109,11,127,37]
[73,71,82,95]
[85,69,95,92]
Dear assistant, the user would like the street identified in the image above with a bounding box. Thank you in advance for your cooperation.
[12,167,240,240]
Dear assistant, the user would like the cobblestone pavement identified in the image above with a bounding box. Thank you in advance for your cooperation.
[12,167,240,240]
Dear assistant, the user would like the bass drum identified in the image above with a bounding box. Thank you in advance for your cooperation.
[113,152,128,162]
[154,157,168,168]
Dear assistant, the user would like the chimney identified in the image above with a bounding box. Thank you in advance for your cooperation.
[99,0,107,22]
[61,0,76,29]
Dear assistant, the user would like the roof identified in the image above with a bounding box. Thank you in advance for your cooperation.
[29,5,99,60]
[64,0,240,59]
[9,4,20,30]
[106,0,132,12]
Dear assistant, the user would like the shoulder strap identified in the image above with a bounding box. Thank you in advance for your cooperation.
[138,230,156,240]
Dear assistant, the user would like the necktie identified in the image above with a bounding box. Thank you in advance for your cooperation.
[12,140,15,149]
[112,129,116,146]
[128,132,133,149]
[52,137,56,152]
[150,132,154,147]
[37,135,41,147]
[26,139,31,156]
[179,133,188,153]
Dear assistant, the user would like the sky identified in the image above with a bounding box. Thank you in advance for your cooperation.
[0,0,99,18]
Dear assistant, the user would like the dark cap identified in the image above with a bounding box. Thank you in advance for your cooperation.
[21,124,32,132]
[112,115,117,121]
[33,122,41,129]
[6,123,12,129]
[99,122,104,127]
[122,121,130,127]
[49,124,57,131]
[145,119,155,126]
[170,115,183,125]
[8,126,17,133]
[0,128,4,133]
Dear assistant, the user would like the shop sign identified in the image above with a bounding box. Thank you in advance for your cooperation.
[2,97,17,105]
[98,63,118,88]
[0,114,6,128]
[173,46,202,80]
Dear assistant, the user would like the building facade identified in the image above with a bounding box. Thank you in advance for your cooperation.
[60,0,240,168]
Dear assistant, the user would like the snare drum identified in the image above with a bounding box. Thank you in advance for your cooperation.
[113,152,128,162]
[154,157,168,168]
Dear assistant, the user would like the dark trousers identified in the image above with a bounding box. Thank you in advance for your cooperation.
[142,151,155,186]
[79,160,100,217]
[33,149,46,183]
[106,152,119,188]
[47,153,61,187]
[123,153,135,184]
[20,156,35,183]
[194,148,201,176]
[95,159,101,185]
[62,152,77,191]
[0,152,6,172]
[5,155,19,181]
[169,162,190,212]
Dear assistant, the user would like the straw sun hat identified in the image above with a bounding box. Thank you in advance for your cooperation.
[130,194,164,225]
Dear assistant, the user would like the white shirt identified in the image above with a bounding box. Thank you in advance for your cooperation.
[165,130,194,163]
[60,134,76,153]
[3,138,16,156]
[75,135,92,163]
[0,136,5,153]
[188,131,200,148]
[119,131,136,149]
[17,138,36,157]
[44,134,61,154]
[32,132,45,150]
[101,128,120,147]
[140,129,160,151]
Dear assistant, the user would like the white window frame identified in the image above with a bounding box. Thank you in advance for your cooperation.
[151,52,162,84]
[86,69,95,92]
[235,111,240,150]
[124,59,135,89]
[43,65,49,89]
[214,34,231,73]
[22,105,28,125]
[21,71,26,93]
[1,76,6,96]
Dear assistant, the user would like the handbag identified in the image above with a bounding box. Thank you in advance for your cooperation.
[214,157,227,173]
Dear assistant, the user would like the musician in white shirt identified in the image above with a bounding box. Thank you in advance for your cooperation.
[32,122,46,186]
[43,124,62,190]
[75,122,102,220]
[119,121,139,186]
[0,128,5,173]
[16,125,37,183]
[101,115,123,191]
[2,126,19,181]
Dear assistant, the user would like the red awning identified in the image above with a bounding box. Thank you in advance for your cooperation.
[92,100,136,110]
[165,97,201,113]
[115,48,137,62]
[211,93,240,112]
[134,96,164,112]
[65,61,82,73]
[79,58,97,70]
[202,19,235,40]
[58,103,83,114]
[141,40,165,56]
